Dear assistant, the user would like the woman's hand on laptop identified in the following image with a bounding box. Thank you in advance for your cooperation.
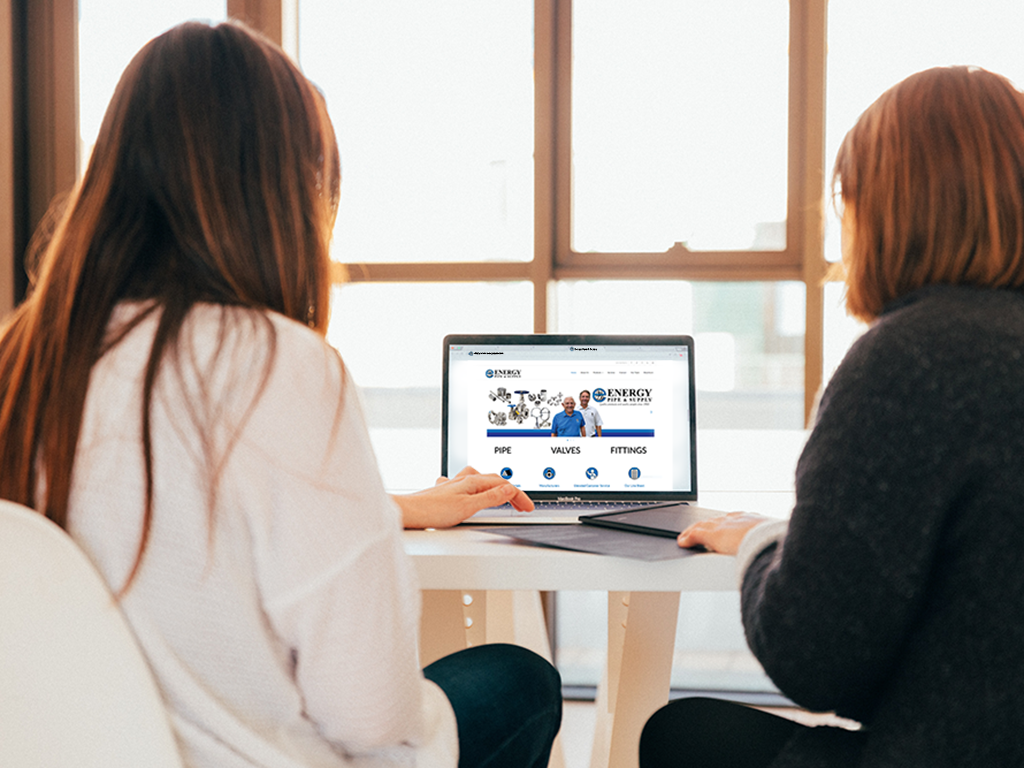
[676,511,769,555]
[393,466,534,529]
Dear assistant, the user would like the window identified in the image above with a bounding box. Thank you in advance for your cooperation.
[298,1,535,264]
[301,2,820,447]
[571,1,789,254]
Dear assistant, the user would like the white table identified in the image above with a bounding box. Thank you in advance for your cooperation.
[402,430,806,768]
[405,525,741,768]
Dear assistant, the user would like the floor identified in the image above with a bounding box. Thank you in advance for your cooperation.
[561,700,597,768]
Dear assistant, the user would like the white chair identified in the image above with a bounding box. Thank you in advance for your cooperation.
[0,499,184,768]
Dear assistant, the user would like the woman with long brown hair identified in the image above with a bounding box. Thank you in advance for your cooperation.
[641,66,1024,767]
[0,21,559,768]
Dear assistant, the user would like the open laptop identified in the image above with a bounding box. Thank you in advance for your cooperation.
[442,334,714,526]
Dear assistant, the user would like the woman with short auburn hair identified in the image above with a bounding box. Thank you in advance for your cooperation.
[640,65,1024,767]
[835,66,1024,321]
[0,21,559,768]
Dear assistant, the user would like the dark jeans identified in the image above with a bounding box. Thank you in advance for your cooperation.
[640,696,805,768]
[423,643,562,768]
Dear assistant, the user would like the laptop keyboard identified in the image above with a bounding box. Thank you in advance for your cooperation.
[484,500,670,513]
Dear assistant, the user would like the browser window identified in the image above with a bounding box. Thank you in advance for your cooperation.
[444,339,693,496]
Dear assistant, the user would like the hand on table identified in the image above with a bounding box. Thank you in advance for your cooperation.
[392,466,534,529]
[676,511,770,555]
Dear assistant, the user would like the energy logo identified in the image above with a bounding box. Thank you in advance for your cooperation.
[597,387,651,405]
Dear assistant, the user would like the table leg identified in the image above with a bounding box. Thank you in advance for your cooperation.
[591,591,681,768]
[420,590,469,666]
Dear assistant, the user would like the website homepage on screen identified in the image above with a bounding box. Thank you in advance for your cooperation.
[445,342,692,494]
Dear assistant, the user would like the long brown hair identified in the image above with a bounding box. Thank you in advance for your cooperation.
[833,66,1024,321]
[0,21,340,584]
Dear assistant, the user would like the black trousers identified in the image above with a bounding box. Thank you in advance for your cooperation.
[640,696,806,768]
[423,643,563,768]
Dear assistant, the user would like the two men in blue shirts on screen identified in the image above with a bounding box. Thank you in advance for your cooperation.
[551,396,586,437]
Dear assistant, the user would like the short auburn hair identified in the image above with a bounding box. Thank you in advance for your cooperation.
[833,66,1024,322]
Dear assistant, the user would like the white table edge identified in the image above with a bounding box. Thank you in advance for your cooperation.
[404,527,738,592]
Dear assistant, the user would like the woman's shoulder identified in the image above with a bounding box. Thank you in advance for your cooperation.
[184,303,342,379]
[186,303,333,352]
[875,285,1024,336]
[847,286,1024,368]
[165,304,350,434]
[822,286,1024,420]
[105,301,338,366]
[186,305,361,466]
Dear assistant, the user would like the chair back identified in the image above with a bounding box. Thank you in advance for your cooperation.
[0,499,184,768]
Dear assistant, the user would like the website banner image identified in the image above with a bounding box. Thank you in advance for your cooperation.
[446,344,692,494]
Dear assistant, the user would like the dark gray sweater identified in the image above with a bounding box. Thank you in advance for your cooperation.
[742,285,1024,766]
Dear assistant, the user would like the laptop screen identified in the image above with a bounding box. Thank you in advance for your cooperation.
[442,334,697,501]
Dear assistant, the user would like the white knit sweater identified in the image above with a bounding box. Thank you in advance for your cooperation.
[66,303,457,768]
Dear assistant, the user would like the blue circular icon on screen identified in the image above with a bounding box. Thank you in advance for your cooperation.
[486,369,494,378]
[628,467,641,480]
[501,467,513,479]
[592,388,607,403]
[586,467,599,480]
[543,467,556,480]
